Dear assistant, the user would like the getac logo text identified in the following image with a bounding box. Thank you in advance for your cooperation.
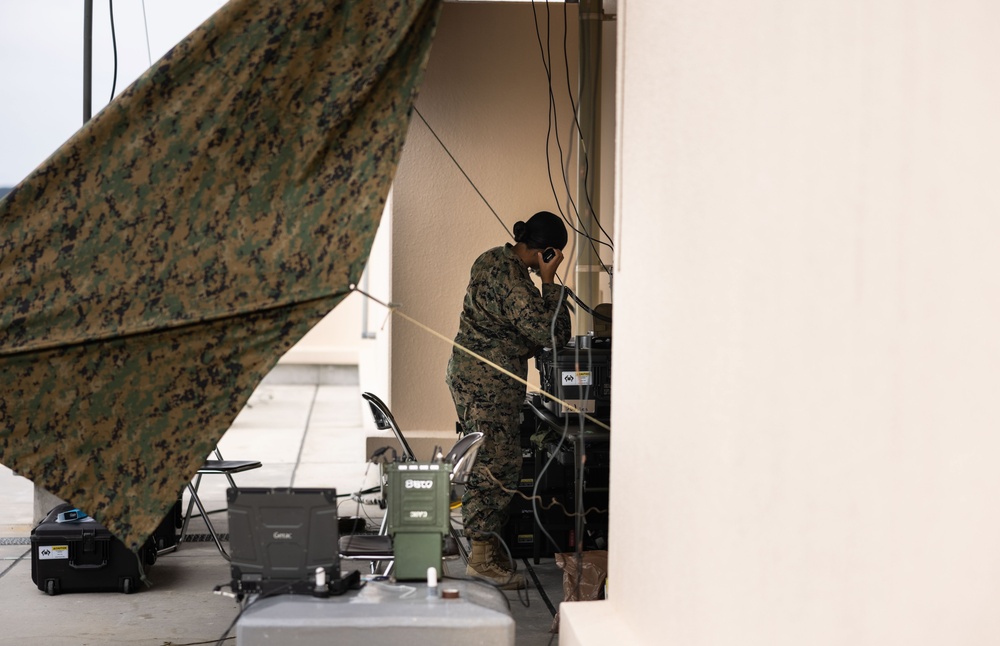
[273,532,293,540]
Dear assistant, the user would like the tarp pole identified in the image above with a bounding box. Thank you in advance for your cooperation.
[33,1,94,525]
[84,0,94,123]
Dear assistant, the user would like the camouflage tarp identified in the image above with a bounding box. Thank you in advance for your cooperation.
[0,0,442,550]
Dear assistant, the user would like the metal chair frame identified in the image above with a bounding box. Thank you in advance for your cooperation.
[179,447,262,561]
[341,392,483,571]
[362,391,417,462]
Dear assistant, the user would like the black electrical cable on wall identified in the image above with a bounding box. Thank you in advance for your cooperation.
[108,0,118,103]
[532,0,615,258]
[559,1,614,249]
[530,0,613,277]
[412,107,513,240]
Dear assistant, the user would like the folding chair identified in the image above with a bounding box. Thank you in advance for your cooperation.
[337,434,483,575]
[180,447,262,561]
[340,393,483,573]
[442,431,483,563]
[362,391,415,538]
[362,392,417,462]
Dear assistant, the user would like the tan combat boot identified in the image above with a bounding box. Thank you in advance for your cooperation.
[466,539,525,589]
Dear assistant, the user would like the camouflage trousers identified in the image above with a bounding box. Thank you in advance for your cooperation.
[447,354,524,540]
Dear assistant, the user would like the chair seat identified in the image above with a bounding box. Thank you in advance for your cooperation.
[338,534,461,559]
[197,459,262,475]
[339,534,393,559]
[181,452,263,561]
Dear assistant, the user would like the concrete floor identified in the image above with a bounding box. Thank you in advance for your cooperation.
[0,377,568,645]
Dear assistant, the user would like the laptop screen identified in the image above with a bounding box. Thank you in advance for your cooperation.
[227,487,339,595]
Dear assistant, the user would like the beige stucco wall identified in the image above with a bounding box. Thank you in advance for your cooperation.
[389,3,588,437]
[280,290,363,365]
[561,1,1000,644]
[282,1,1000,641]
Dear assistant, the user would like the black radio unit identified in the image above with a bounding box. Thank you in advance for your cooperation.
[535,336,611,424]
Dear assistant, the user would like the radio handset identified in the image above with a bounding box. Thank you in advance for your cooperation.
[542,248,556,263]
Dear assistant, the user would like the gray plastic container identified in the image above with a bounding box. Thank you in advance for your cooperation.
[236,579,514,645]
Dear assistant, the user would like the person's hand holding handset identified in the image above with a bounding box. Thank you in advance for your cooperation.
[537,247,563,284]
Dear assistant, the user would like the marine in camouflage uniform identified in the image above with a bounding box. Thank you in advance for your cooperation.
[446,212,570,587]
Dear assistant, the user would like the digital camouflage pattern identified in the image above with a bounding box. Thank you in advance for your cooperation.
[0,0,442,550]
[446,244,571,538]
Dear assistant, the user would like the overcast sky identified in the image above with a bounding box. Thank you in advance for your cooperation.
[0,0,228,187]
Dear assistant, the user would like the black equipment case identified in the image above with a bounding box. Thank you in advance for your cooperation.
[30,503,156,595]
[151,499,182,554]
[536,337,612,423]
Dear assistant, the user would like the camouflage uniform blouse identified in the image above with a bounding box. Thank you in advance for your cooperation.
[447,244,571,392]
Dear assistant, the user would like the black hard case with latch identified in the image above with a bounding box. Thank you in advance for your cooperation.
[30,503,156,595]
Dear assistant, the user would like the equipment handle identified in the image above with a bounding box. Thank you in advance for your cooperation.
[69,536,110,569]
[69,559,109,570]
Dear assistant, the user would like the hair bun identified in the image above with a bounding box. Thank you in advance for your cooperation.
[512,221,527,242]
